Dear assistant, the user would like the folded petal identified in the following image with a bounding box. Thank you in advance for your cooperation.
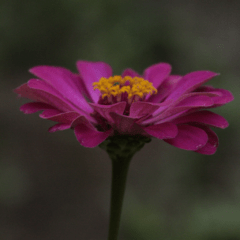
[122,68,140,78]
[39,109,62,118]
[176,93,214,108]
[206,89,233,107]
[14,82,73,112]
[164,124,208,151]
[40,108,97,124]
[143,63,172,90]
[142,122,178,139]
[195,86,234,106]
[76,61,112,103]
[151,90,215,119]
[20,102,54,114]
[48,123,72,132]
[129,102,161,118]
[194,126,218,155]
[73,116,113,147]
[27,79,93,113]
[29,66,93,113]
[89,102,126,124]
[143,93,214,125]
[171,110,229,129]
[166,71,219,102]
[148,75,182,103]
[109,112,147,135]
[40,111,80,124]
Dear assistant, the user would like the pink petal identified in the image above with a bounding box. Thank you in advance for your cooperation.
[39,109,62,118]
[152,89,218,118]
[166,71,219,102]
[164,124,208,151]
[109,112,147,135]
[121,68,141,78]
[40,111,80,123]
[27,79,65,97]
[27,79,92,113]
[142,122,178,139]
[143,63,172,90]
[18,79,95,122]
[20,102,54,114]
[130,101,166,119]
[89,102,126,124]
[143,93,214,125]
[206,89,233,107]
[176,93,214,107]
[148,75,182,103]
[76,74,93,103]
[153,111,191,125]
[195,126,218,155]
[40,108,97,124]
[76,61,112,103]
[73,116,113,148]
[48,123,71,133]
[171,110,229,129]
[29,66,92,113]
[14,82,73,112]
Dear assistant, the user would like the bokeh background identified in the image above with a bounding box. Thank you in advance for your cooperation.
[1,0,240,239]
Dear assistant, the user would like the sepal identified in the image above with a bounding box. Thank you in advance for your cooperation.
[99,134,151,161]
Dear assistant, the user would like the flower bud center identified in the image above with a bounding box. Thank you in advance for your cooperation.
[92,75,157,104]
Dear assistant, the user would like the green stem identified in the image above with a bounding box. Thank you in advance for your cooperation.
[99,134,151,240]
[108,157,131,240]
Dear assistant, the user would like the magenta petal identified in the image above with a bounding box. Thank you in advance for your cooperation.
[121,68,141,78]
[76,61,112,103]
[195,86,234,106]
[14,82,73,112]
[195,127,218,155]
[109,112,147,135]
[172,110,229,129]
[166,71,219,102]
[177,94,213,108]
[48,123,71,132]
[142,122,178,139]
[27,79,95,122]
[20,102,54,114]
[27,79,66,98]
[39,109,62,118]
[164,125,208,151]
[29,66,92,113]
[40,111,80,123]
[151,92,214,120]
[40,108,97,124]
[89,102,126,124]
[129,102,161,118]
[73,116,113,147]
[29,66,79,89]
[27,79,90,113]
[110,113,135,133]
[210,89,234,106]
[143,63,172,89]
[148,75,182,103]
[143,93,214,125]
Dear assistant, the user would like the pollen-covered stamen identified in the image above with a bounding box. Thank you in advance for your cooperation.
[92,75,157,104]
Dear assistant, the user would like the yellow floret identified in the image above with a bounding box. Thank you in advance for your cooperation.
[92,75,157,100]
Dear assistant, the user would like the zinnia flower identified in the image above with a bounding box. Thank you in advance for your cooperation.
[14,61,233,154]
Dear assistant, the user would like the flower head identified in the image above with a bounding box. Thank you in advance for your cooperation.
[14,61,233,154]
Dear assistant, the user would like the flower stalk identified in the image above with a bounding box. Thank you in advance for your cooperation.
[99,134,151,240]
[108,156,131,240]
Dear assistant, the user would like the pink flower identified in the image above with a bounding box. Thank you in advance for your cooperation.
[14,61,233,154]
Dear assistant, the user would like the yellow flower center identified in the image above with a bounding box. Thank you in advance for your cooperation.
[92,75,157,104]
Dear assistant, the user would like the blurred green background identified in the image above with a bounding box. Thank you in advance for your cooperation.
[1,0,240,239]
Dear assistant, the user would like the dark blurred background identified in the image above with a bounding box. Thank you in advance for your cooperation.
[1,0,240,239]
